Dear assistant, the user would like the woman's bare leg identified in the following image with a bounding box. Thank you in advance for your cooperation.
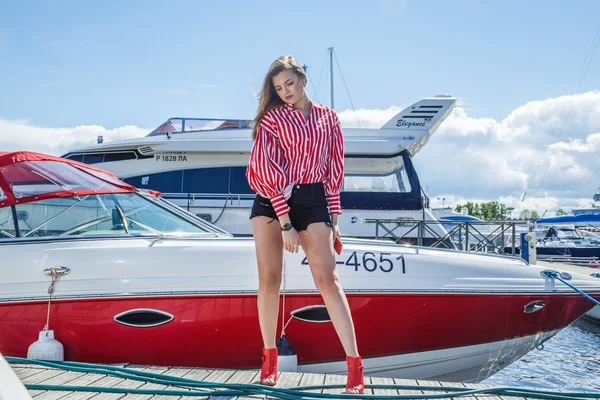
[251,216,284,350]
[298,222,359,357]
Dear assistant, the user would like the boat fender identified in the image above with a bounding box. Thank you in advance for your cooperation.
[27,330,64,361]
[276,334,297,372]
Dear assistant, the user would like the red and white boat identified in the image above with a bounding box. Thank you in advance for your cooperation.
[1,151,599,382]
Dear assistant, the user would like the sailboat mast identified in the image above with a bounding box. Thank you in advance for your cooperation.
[329,47,334,108]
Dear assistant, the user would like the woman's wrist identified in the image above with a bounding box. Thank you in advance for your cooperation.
[281,222,293,231]
[330,214,339,226]
[279,214,291,227]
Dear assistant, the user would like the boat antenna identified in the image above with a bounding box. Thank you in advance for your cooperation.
[332,48,361,128]
[329,47,334,108]
[304,64,321,104]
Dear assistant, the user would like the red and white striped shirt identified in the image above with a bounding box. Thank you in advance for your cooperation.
[246,99,344,217]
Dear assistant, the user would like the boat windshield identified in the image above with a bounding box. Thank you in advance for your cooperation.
[0,192,218,239]
[580,230,600,240]
[147,117,252,136]
[554,228,583,240]
[343,165,412,193]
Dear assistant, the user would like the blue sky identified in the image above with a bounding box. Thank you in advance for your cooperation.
[1,0,599,129]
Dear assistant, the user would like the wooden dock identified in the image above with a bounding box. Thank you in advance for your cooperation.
[7,361,539,400]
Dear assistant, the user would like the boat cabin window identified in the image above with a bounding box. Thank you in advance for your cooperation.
[124,166,254,195]
[554,228,582,240]
[343,167,412,193]
[63,152,137,164]
[11,193,208,238]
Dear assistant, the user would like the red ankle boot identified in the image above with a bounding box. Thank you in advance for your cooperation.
[345,355,364,394]
[260,347,278,386]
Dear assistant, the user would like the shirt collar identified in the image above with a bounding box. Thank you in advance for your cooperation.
[284,98,322,113]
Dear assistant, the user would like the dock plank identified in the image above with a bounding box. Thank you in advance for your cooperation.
[33,391,72,399]
[11,361,548,400]
[439,381,476,399]
[210,369,258,400]
[150,366,212,400]
[417,379,447,396]
[298,372,324,394]
[176,367,216,400]
[117,365,171,399]
[91,366,165,400]
[194,369,238,399]
[370,376,398,396]
[22,367,70,399]
[20,368,68,385]
[322,373,346,395]
[16,366,49,380]
[394,378,423,396]
[468,382,508,400]
[262,371,303,400]
[33,370,109,400]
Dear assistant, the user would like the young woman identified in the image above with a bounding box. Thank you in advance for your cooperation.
[246,55,364,394]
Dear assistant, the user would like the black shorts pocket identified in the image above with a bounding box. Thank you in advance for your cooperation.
[250,195,278,220]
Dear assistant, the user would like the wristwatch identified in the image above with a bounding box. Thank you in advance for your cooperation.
[281,223,293,231]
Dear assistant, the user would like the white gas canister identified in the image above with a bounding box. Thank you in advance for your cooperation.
[27,330,64,361]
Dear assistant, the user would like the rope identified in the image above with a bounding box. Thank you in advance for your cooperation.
[6,357,600,399]
[211,194,230,225]
[281,252,287,336]
[541,270,600,306]
[43,267,63,335]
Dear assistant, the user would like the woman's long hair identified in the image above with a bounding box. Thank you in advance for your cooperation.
[252,55,307,140]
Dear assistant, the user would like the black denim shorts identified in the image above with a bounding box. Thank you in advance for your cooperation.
[249,182,332,232]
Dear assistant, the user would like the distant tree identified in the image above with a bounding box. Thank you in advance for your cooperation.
[519,209,531,219]
[455,201,509,220]
[555,208,568,216]
[530,210,540,219]
[481,202,491,219]
[473,203,482,219]
[483,201,508,220]
[454,202,476,217]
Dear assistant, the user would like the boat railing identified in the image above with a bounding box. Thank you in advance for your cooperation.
[362,218,521,256]
[147,117,252,136]
[538,255,600,267]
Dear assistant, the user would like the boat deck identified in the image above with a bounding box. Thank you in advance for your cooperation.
[10,361,544,400]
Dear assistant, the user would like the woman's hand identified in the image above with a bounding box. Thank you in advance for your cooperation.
[332,223,341,242]
[331,215,341,242]
[282,228,300,253]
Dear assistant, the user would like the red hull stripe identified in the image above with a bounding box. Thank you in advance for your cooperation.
[1,293,596,368]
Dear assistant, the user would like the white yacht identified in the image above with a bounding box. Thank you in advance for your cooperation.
[64,96,456,244]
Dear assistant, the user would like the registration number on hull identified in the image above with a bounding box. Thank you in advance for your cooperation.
[156,153,188,162]
[302,252,406,274]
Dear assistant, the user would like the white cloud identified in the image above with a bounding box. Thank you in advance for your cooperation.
[548,132,600,153]
[337,106,401,129]
[338,91,600,215]
[0,119,148,157]
[2,91,600,217]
